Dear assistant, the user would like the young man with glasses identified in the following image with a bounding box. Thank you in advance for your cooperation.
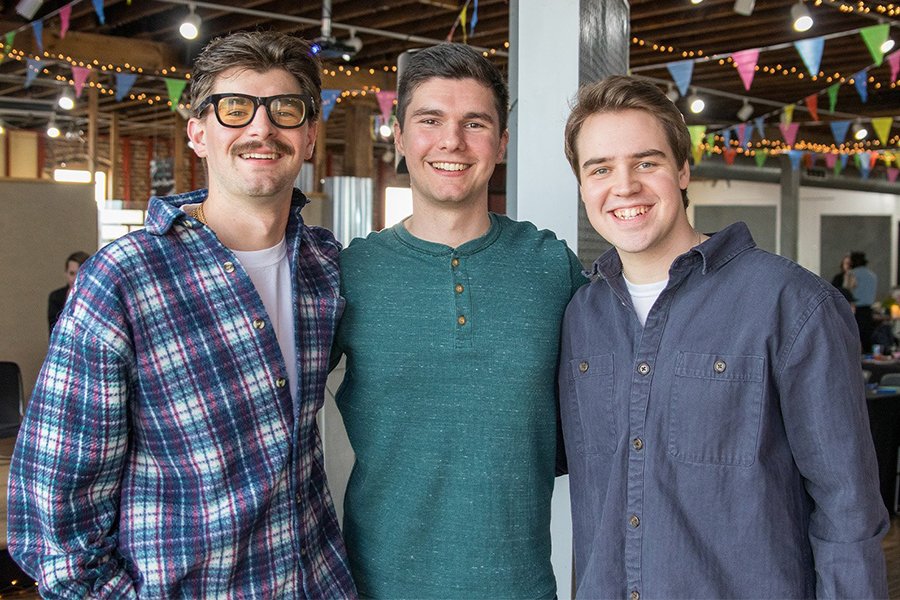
[8,31,357,598]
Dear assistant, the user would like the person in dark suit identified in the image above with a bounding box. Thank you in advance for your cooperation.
[47,251,90,334]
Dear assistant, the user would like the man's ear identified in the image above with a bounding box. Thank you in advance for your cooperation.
[393,120,404,157]
[186,117,208,158]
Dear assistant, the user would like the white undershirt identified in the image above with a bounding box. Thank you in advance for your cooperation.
[624,275,668,326]
[233,238,298,400]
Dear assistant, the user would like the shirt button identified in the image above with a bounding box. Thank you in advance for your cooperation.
[184,220,195,228]
[631,591,640,600]
[451,257,460,268]
[455,283,464,294]
[578,361,589,373]
[253,318,266,330]
[714,359,727,373]
[223,261,235,273]
[629,514,640,528]
[457,315,467,326]
[632,437,643,451]
[637,362,651,376]
[276,377,287,388]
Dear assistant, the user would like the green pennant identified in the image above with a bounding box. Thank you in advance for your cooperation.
[705,132,716,156]
[781,104,795,126]
[754,150,768,168]
[871,116,893,145]
[827,83,840,113]
[859,23,890,67]
[165,78,188,111]
[3,31,15,62]
[688,125,706,165]
[834,159,844,176]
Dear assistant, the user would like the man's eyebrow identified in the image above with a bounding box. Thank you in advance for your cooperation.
[409,107,496,123]
[580,148,667,171]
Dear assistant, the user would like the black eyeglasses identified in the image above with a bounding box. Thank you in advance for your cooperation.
[196,93,314,129]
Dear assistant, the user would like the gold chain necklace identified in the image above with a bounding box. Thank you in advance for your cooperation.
[193,203,207,225]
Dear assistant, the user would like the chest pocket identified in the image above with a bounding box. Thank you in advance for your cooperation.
[667,351,764,467]
[565,354,617,455]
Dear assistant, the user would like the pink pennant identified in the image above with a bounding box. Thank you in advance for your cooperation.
[888,51,900,84]
[804,94,818,122]
[60,4,72,39]
[779,122,800,146]
[731,48,759,91]
[72,65,90,97]
[888,167,899,183]
[723,148,737,165]
[824,153,837,169]
[375,90,396,123]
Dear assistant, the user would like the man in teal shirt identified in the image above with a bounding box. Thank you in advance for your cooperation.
[332,43,585,598]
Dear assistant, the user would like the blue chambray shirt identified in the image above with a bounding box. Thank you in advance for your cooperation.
[9,190,357,599]
[560,222,889,599]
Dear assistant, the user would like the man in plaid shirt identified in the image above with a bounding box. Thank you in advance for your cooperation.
[8,31,356,599]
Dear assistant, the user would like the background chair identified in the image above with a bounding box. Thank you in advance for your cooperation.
[879,373,900,387]
[0,362,23,441]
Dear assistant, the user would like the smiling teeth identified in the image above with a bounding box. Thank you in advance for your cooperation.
[431,162,469,171]
[242,153,277,159]
[614,206,648,220]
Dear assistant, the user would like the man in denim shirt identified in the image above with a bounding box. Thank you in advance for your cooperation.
[558,75,888,599]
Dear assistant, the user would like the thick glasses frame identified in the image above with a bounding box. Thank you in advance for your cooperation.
[195,93,314,129]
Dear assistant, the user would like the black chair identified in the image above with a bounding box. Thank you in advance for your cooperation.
[0,361,23,440]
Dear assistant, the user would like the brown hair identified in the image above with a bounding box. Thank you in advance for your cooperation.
[564,75,691,207]
[190,31,321,120]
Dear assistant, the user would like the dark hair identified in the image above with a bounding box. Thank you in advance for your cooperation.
[397,43,509,132]
[850,251,868,268]
[190,31,322,121]
[66,251,90,267]
[564,75,691,208]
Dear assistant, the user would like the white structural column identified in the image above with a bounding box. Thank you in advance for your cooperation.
[508,2,630,598]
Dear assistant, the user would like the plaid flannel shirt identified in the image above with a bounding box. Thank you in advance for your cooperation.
[8,189,357,599]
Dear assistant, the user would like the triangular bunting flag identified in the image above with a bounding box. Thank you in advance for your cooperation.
[3,32,14,61]
[753,117,765,138]
[164,78,188,111]
[888,167,899,183]
[754,150,768,168]
[794,37,825,77]
[723,148,737,165]
[888,51,900,84]
[826,83,840,113]
[804,94,818,122]
[60,4,72,39]
[723,128,734,148]
[824,153,837,169]
[781,104,795,126]
[859,23,890,67]
[853,70,868,102]
[24,58,41,88]
[731,48,759,91]
[787,150,804,170]
[115,72,137,101]
[460,5,467,44]
[829,120,850,144]
[871,116,893,145]
[320,89,341,121]
[469,0,478,36]
[779,122,800,146]
[72,66,90,97]
[705,132,716,156]
[857,152,872,178]
[375,90,396,123]
[688,125,706,165]
[837,154,849,175]
[92,0,105,24]
[666,60,694,97]
[31,20,43,53]
[738,123,751,147]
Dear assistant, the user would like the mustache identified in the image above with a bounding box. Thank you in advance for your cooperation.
[231,140,294,156]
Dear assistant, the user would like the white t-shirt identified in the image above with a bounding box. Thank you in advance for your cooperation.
[624,275,667,326]
[233,238,298,400]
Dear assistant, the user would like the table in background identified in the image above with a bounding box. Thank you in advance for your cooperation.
[862,359,900,384]
[867,387,900,515]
